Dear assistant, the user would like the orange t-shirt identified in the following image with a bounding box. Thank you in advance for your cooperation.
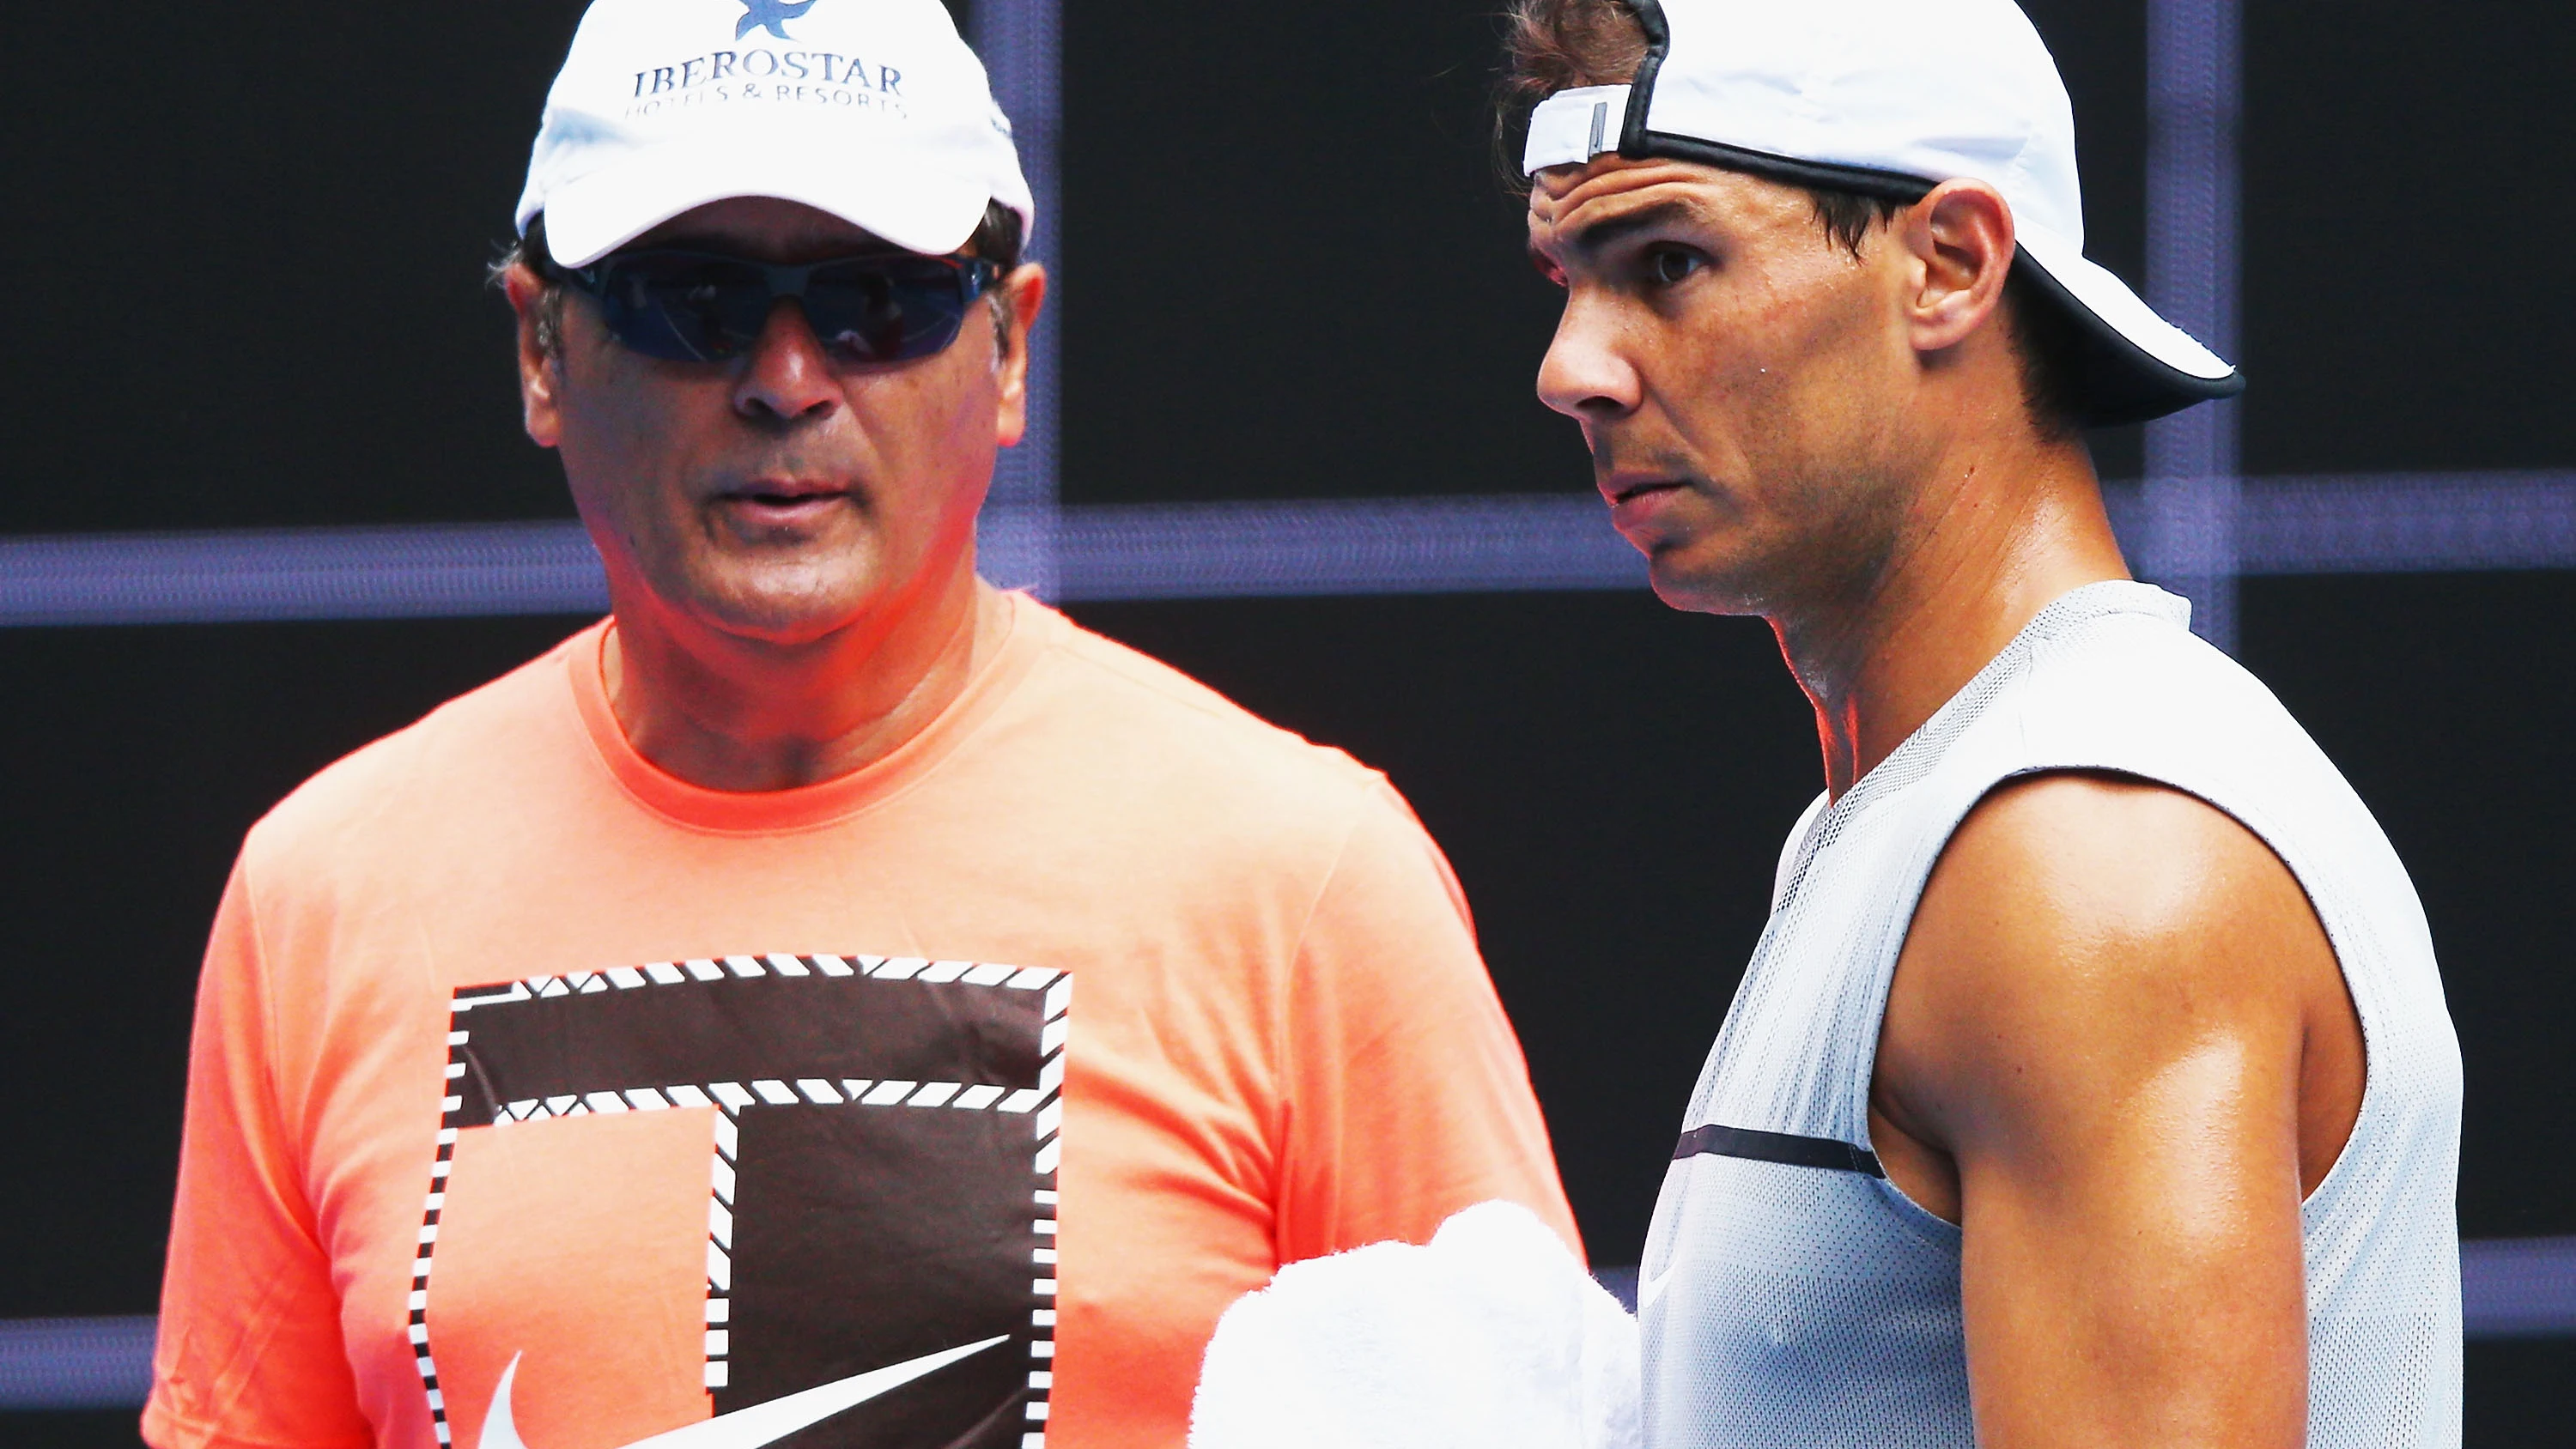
[144,593,1576,1449]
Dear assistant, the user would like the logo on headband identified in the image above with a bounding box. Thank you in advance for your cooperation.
[734,0,817,41]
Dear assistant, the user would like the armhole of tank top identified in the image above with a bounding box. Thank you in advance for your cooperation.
[1841,784,2000,1233]
[1852,762,2381,1216]
[2094,781,2384,1214]
[2202,803,2381,1212]
[1844,765,2130,1173]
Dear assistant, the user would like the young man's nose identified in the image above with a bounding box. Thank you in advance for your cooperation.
[1535,297,1644,422]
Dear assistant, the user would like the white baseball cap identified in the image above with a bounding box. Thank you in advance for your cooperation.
[517,0,1033,267]
[1522,0,2242,427]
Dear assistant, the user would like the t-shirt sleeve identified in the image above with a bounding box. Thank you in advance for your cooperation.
[144,859,372,1449]
[1273,779,1583,1265]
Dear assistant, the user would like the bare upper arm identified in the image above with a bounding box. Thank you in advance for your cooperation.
[1868,771,2363,1449]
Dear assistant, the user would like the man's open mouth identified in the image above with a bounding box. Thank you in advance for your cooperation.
[1604,478,1686,506]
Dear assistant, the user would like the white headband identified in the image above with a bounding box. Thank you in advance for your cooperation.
[1522,85,1632,175]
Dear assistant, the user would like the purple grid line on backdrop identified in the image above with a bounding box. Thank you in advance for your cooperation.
[1051,495,1644,602]
[2141,0,2245,653]
[970,0,1061,600]
[0,474,2572,627]
[2233,473,2576,575]
[0,1315,155,1410]
[2461,1238,2576,1340]
[0,522,611,627]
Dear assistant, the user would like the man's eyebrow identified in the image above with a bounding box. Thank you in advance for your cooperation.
[1553,199,1704,262]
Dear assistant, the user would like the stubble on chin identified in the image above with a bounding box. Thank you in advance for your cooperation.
[1643,462,1911,621]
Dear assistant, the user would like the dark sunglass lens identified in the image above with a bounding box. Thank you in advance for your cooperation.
[598,255,772,362]
[579,253,987,365]
[804,259,973,362]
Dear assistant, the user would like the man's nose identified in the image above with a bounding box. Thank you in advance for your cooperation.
[732,300,841,422]
[1535,295,1644,423]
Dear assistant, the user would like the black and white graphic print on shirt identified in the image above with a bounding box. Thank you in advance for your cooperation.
[410,955,1068,1449]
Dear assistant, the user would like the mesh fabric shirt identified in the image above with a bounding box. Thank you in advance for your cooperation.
[1640,582,2461,1447]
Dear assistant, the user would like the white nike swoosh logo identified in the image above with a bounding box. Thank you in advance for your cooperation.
[1636,1264,1674,1314]
[477,1335,1009,1449]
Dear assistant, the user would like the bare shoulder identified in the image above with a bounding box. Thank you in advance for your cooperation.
[1910,770,2325,998]
[1873,770,2359,1206]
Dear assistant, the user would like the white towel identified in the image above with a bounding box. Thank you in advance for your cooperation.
[1188,1200,1642,1449]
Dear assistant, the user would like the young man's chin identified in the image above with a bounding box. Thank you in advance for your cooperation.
[1640,539,1771,618]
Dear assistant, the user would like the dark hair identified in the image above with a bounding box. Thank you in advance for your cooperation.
[1498,0,2082,437]
[494,200,1029,359]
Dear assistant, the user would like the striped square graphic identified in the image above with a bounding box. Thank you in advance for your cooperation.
[410,955,1069,1449]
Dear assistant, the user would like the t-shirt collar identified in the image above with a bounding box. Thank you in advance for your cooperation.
[566,591,1050,834]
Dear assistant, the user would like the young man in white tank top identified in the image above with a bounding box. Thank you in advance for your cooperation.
[1507,2,2460,1446]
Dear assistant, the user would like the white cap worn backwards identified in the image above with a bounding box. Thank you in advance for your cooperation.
[1522,0,2242,427]
[518,0,1033,266]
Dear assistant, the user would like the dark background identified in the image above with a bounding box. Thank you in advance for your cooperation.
[3,1,2569,1444]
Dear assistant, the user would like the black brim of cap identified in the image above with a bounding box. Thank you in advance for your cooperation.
[2009,246,2245,429]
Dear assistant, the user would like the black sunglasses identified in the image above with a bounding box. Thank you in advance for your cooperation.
[546,248,1004,365]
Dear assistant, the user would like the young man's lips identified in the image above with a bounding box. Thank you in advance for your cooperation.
[1604,479,1688,519]
[1606,479,1684,504]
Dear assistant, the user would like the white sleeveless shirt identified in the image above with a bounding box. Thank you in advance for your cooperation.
[1638,581,2462,1447]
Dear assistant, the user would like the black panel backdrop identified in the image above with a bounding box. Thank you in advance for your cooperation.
[3,2,2570,1445]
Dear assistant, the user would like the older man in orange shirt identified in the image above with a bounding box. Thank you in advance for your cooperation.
[143,3,1574,1447]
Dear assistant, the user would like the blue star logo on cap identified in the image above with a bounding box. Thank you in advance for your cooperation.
[735,0,817,40]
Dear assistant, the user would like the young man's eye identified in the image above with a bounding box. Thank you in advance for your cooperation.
[1647,248,1705,286]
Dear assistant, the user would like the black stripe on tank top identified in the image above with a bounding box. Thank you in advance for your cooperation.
[1674,1123,1886,1179]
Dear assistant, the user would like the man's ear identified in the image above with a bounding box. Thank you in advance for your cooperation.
[1900,180,2016,356]
[991,263,1049,449]
[502,262,565,450]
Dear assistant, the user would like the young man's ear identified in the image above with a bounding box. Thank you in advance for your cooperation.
[1901,179,2016,356]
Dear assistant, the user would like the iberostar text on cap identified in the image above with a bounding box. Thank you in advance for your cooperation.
[519,0,1033,267]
